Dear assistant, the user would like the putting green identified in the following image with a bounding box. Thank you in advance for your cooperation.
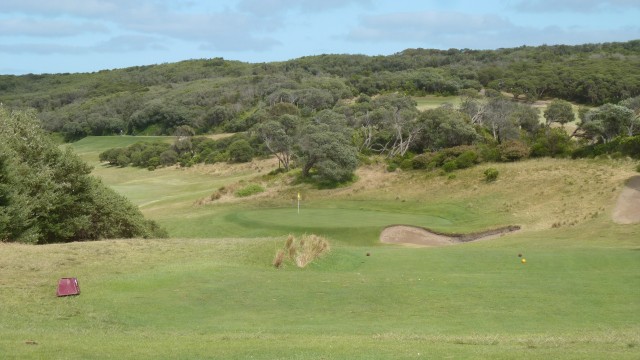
[228,207,452,229]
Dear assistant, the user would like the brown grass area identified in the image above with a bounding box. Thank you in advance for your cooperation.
[179,157,280,177]
[331,158,637,231]
[273,234,330,268]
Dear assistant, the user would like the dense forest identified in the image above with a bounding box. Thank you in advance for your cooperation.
[2,40,640,186]
[1,40,639,141]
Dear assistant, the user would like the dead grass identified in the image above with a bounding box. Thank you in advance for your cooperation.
[273,234,330,268]
[324,157,637,231]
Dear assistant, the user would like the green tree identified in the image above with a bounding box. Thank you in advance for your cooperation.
[228,139,254,163]
[256,119,295,170]
[0,107,166,243]
[415,107,479,151]
[297,111,358,183]
[619,95,640,136]
[544,99,575,127]
[579,103,636,142]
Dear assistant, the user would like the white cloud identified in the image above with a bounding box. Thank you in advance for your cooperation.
[345,9,640,49]
[347,11,512,43]
[0,18,107,37]
[0,0,283,53]
[0,35,167,54]
[511,0,640,12]
[238,0,371,15]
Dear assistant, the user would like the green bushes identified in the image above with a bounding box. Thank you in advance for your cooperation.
[572,135,640,159]
[410,145,480,172]
[498,140,530,161]
[484,168,499,182]
[405,141,531,174]
[235,184,265,197]
[228,139,254,163]
[99,134,263,170]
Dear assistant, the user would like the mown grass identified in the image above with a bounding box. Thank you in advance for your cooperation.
[1,229,638,358]
[413,95,461,111]
[1,138,636,358]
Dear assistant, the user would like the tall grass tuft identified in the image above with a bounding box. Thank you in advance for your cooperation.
[272,249,286,268]
[273,233,330,268]
[294,234,330,268]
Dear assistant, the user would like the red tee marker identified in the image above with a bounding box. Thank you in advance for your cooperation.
[56,278,80,297]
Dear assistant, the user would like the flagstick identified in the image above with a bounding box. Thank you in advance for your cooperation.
[297,197,300,214]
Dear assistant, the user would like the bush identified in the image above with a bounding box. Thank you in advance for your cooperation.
[228,139,254,163]
[498,140,530,162]
[484,168,499,182]
[636,163,640,173]
[456,150,479,168]
[412,153,432,169]
[478,144,501,162]
[235,184,265,197]
[400,158,413,170]
[442,160,458,172]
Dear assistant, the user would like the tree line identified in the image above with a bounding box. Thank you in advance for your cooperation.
[100,90,640,185]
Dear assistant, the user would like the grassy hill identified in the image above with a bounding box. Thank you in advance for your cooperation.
[0,138,638,358]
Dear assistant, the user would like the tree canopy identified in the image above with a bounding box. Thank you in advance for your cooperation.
[0,107,167,243]
[1,41,639,141]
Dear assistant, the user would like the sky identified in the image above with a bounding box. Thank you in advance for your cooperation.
[0,0,639,75]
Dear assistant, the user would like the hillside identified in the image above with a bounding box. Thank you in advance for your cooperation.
[1,40,639,141]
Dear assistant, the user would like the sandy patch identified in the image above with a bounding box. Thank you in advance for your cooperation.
[612,176,640,224]
[380,225,520,247]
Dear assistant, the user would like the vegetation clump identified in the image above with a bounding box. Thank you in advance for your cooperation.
[273,234,330,268]
[484,168,499,182]
[235,184,265,198]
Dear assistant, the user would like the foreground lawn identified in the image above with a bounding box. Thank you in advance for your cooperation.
[1,224,638,359]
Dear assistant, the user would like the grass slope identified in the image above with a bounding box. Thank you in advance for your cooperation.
[0,138,638,358]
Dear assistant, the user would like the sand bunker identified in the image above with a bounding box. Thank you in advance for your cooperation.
[380,225,520,247]
[612,176,640,224]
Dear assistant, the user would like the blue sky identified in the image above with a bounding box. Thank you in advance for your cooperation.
[0,0,639,75]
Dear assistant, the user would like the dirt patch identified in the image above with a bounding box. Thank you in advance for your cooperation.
[612,176,640,224]
[380,225,521,247]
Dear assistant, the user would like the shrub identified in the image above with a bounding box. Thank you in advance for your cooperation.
[400,158,413,170]
[478,144,501,162]
[412,153,432,169]
[484,168,499,182]
[442,160,458,172]
[235,184,265,197]
[498,140,530,162]
[456,150,479,169]
[636,163,640,173]
[228,139,254,163]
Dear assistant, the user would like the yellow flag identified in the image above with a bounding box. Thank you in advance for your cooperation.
[297,192,301,200]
